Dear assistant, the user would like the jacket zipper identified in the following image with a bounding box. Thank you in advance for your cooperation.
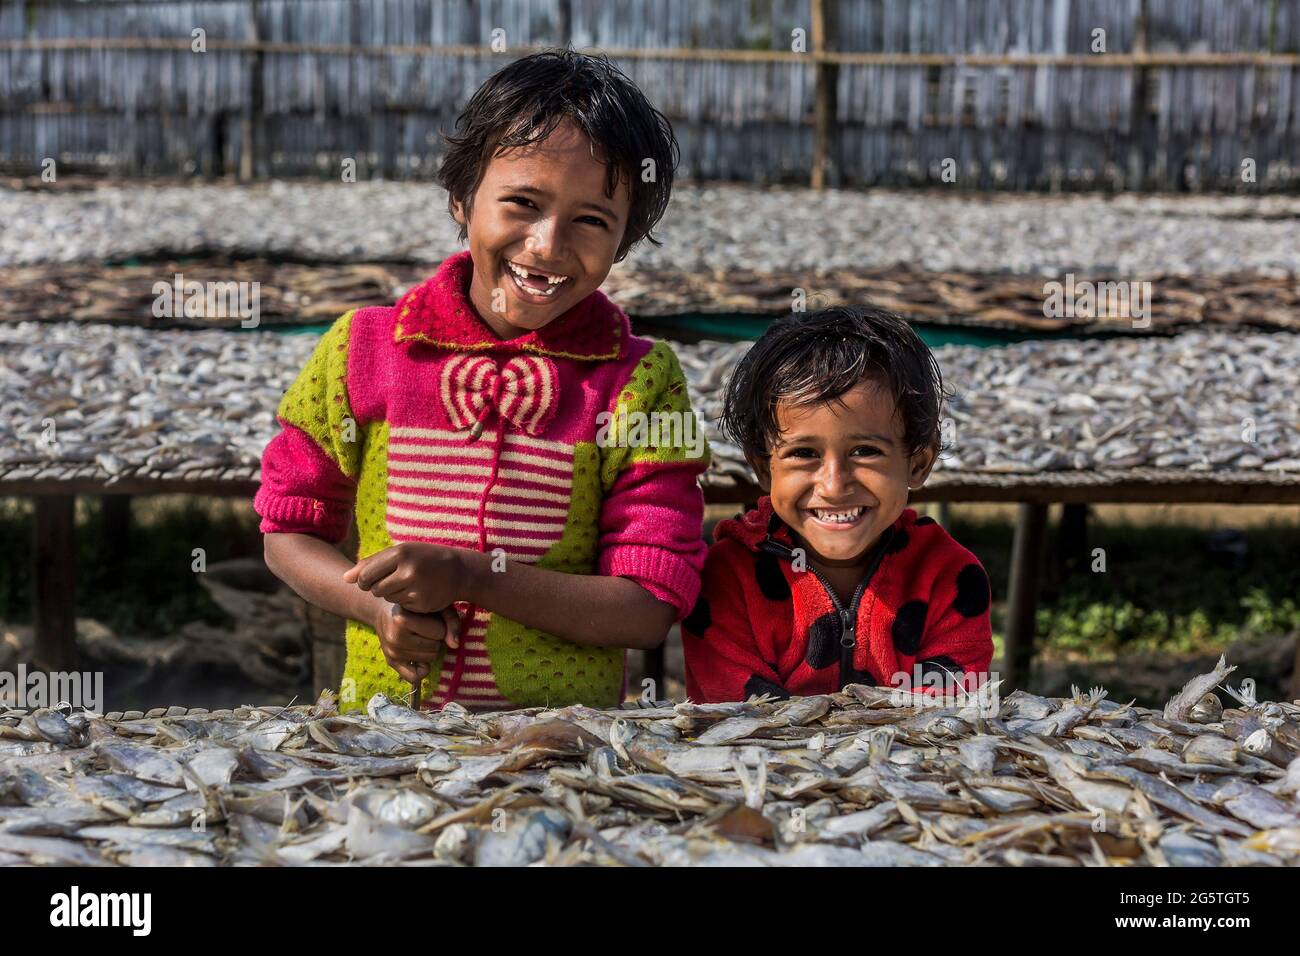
[760,525,895,691]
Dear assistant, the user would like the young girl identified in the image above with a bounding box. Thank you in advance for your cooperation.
[256,50,708,713]
[682,307,993,703]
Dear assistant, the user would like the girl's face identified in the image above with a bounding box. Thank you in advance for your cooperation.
[450,120,632,339]
[753,380,936,578]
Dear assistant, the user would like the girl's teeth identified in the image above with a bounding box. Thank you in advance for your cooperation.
[813,507,865,523]
[507,260,569,287]
[507,268,564,297]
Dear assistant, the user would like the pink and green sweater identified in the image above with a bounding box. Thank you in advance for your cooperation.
[254,251,709,713]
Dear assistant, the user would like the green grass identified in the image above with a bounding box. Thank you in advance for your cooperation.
[950,510,1300,662]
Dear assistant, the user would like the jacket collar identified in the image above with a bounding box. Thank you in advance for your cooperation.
[715,497,792,552]
[392,250,630,361]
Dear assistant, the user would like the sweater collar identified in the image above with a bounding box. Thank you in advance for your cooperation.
[393,250,630,361]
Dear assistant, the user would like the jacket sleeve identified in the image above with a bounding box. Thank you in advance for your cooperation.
[253,310,364,544]
[681,543,788,704]
[913,548,995,693]
[596,341,709,619]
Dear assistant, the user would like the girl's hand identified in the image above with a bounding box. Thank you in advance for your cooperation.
[344,542,469,615]
[368,597,462,687]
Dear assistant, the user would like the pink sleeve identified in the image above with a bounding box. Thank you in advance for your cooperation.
[597,460,707,619]
[253,419,357,544]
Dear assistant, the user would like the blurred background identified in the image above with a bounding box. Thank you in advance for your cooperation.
[1,0,1298,715]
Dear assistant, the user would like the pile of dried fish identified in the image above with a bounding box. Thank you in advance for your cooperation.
[2,321,1298,484]
[6,181,1300,278]
[1,657,1297,866]
[5,257,1300,333]
[0,321,287,477]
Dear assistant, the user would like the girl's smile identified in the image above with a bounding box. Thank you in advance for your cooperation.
[503,258,573,300]
[804,504,871,530]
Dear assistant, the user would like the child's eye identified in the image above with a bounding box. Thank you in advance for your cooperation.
[578,216,608,229]
[853,445,883,457]
[782,447,817,460]
[504,196,536,209]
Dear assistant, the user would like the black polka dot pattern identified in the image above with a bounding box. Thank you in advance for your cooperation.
[919,655,963,681]
[915,516,937,526]
[683,596,711,636]
[844,668,878,687]
[891,599,929,655]
[885,529,909,554]
[806,611,842,669]
[744,673,790,700]
[754,553,791,601]
[952,564,991,618]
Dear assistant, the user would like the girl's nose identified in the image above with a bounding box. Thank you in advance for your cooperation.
[816,456,854,497]
[526,217,563,260]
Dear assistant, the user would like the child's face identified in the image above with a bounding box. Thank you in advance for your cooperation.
[754,380,936,573]
[451,120,632,339]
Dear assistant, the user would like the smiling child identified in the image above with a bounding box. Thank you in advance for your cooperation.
[256,50,708,712]
[682,307,994,702]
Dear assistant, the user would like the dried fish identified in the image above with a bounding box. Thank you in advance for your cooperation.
[1164,655,1236,722]
[3,321,1299,500]
[8,184,1300,298]
[0,657,1295,866]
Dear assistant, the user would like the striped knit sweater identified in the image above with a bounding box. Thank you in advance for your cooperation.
[255,251,709,713]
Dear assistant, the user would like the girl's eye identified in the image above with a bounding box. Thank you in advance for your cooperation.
[783,447,817,460]
[853,445,882,457]
[503,196,605,229]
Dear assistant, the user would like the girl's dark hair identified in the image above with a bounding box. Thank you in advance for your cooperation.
[720,306,951,463]
[436,48,679,263]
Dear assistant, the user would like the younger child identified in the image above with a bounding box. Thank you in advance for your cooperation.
[257,50,708,712]
[682,307,993,702]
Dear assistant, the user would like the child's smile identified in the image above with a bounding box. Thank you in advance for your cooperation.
[450,119,631,339]
[756,381,936,597]
[502,257,573,301]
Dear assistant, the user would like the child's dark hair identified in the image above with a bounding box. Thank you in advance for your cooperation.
[437,48,679,263]
[720,306,950,463]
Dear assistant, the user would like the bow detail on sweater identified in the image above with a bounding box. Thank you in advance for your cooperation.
[438,353,560,438]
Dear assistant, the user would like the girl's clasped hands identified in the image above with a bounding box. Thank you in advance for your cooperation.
[341,542,470,687]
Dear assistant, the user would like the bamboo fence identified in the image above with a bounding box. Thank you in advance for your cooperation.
[0,0,1298,189]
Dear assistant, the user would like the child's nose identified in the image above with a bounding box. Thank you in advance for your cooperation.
[525,217,563,259]
[816,457,854,496]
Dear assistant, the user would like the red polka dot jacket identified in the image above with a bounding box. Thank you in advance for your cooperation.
[682,497,995,703]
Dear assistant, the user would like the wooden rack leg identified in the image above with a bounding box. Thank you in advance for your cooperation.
[1004,502,1048,693]
[644,643,666,702]
[1057,502,1089,578]
[97,494,131,569]
[34,495,77,672]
